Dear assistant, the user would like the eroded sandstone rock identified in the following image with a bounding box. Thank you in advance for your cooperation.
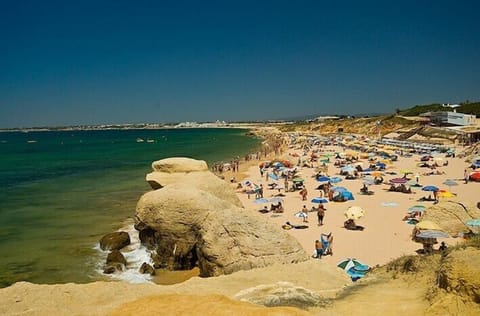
[99,231,130,251]
[146,157,241,207]
[135,183,308,277]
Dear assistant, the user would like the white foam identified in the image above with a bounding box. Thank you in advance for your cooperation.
[94,222,155,284]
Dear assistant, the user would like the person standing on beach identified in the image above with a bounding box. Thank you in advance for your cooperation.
[314,240,323,258]
[300,187,308,200]
[464,169,469,184]
[317,204,325,226]
[259,184,264,198]
[301,205,309,223]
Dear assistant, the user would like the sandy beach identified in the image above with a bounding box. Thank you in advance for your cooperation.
[231,137,479,269]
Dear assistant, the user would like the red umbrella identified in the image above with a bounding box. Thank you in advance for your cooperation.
[389,177,408,184]
[470,172,480,182]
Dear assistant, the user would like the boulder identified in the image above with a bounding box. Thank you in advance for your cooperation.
[135,183,308,277]
[151,157,208,173]
[106,250,127,266]
[139,262,156,276]
[422,201,480,236]
[146,157,241,207]
[99,231,130,251]
[103,262,125,274]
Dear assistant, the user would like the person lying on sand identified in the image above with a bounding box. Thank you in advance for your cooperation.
[282,221,308,230]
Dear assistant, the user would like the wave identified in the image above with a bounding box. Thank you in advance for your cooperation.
[94,222,154,284]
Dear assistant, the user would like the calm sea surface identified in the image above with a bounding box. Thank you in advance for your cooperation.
[0,128,260,287]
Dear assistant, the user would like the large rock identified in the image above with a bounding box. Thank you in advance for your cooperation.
[135,183,308,277]
[151,157,209,173]
[422,201,480,236]
[106,250,127,266]
[99,231,130,251]
[146,157,241,207]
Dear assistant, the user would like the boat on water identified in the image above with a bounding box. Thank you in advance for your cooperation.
[136,138,145,143]
[27,140,37,143]
[147,139,155,143]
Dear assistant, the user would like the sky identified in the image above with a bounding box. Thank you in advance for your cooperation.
[0,0,479,128]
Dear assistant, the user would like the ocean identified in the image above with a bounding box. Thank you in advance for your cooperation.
[0,128,261,287]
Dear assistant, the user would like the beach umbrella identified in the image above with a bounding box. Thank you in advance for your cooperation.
[294,211,307,218]
[268,173,279,181]
[344,206,365,220]
[416,230,450,239]
[292,177,304,183]
[317,176,330,182]
[408,205,426,213]
[442,179,458,187]
[330,186,348,192]
[341,165,356,173]
[371,171,383,177]
[401,169,412,175]
[311,197,329,204]
[415,220,442,231]
[437,190,456,198]
[269,197,284,203]
[465,219,480,227]
[337,258,369,272]
[363,178,374,186]
[389,177,408,184]
[329,177,343,184]
[272,162,284,168]
[407,179,422,188]
[253,198,269,204]
[422,185,439,192]
[470,172,480,182]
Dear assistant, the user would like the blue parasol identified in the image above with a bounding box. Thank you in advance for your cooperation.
[311,197,329,204]
[329,177,343,184]
[317,176,330,182]
[422,185,439,192]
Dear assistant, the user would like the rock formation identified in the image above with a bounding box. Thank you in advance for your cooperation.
[99,231,130,251]
[136,157,308,277]
[422,201,480,236]
[145,157,242,207]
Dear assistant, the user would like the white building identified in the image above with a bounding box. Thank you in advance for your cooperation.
[430,111,476,126]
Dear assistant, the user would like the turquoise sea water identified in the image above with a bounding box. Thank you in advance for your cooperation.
[0,128,260,287]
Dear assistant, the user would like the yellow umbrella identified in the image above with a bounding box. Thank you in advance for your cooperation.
[437,190,456,198]
[344,206,366,220]
[415,220,442,231]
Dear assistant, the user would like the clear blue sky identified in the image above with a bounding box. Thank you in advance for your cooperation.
[1,0,479,128]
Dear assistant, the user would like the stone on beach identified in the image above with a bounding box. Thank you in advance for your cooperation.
[99,231,131,251]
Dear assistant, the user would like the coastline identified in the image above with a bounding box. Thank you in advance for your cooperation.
[1,127,479,315]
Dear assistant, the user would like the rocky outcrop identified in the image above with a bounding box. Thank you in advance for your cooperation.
[136,157,308,277]
[422,201,480,236]
[99,231,130,251]
[234,282,328,309]
[146,157,242,207]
